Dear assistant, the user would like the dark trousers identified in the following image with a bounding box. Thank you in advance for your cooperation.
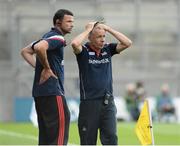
[34,95,70,145]
[78,98,118,145]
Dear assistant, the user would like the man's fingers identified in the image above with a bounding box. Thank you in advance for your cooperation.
[39,69,58,85]
[39,73,49,84]
[49,70,58,79]
[52,73,58,79]
[39,77,45,85]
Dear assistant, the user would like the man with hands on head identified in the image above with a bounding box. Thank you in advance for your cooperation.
[71,21,132,145]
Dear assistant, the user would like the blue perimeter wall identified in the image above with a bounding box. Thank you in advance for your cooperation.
[14,97,33,122]
[14,97,80,122]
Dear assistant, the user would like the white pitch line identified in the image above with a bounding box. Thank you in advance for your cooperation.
[0,129,77,145]
[0,129,37,141]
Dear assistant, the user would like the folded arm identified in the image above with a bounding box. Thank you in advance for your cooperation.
[21,44,36,68]
[21,40,57,84]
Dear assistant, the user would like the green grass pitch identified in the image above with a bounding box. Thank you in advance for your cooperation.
[0,122,179,145]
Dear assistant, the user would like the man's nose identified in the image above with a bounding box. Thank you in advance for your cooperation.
[101,39,105,43]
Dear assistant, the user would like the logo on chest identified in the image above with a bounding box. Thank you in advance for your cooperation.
[88,51,107,56]
[88,58,110,64]
[88,52,95,55]
[101,52,107,56]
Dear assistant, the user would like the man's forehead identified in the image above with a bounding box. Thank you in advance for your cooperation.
[92,26,105,35]
[94,23,104,30]
[63,15,74,20]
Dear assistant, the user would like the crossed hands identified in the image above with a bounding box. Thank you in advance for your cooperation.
[85,21,110,32]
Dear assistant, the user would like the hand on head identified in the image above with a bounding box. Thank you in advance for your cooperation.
[85,22,97,31]
[95,23,110,31]
[85,21,110,32]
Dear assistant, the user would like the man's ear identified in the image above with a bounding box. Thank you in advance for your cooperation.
[56,19,62,25]
[88,34,91,40]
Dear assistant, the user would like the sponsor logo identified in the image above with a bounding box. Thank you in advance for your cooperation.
[89,52,95,55]
[88,58,110,64]
[101,52,107,56]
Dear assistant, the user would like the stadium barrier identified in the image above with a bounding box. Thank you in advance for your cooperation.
[14,96,180,124]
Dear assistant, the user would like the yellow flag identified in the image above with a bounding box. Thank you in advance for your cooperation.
[135,100,153,145]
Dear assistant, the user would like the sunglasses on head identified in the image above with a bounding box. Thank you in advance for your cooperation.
[93,18,105,28]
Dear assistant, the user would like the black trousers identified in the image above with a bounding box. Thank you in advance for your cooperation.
[78,98,118,145]
[34,95,70,145]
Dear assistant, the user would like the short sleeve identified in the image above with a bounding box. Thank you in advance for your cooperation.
[75,45,89,72]
[44,35,65,51]
[75,45,88,58]
[107,43,118,56]
[31,39,42,50]
[75,45,89,66]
